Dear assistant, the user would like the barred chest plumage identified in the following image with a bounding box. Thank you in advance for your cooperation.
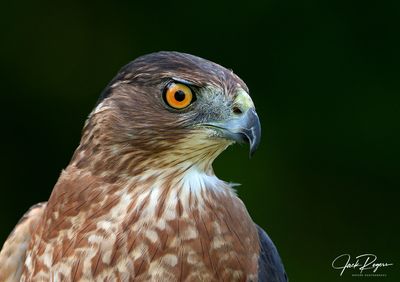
[21,164,260,281]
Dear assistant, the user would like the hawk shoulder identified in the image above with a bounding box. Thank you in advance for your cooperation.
[256,224,288,282]
[0,202,46,282]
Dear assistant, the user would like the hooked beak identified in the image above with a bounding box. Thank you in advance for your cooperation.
[204,108,261,157]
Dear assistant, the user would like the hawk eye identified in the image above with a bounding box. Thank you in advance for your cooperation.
[163,82,194,109]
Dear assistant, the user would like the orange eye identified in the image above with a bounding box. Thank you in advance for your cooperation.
[163,82,194,109]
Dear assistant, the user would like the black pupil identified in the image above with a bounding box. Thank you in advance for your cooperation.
[174,90,186,102]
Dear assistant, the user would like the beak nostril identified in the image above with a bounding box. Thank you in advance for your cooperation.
[232,106,243,115]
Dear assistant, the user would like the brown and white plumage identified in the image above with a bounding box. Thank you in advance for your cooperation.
[0,203,46,281]
[0,51,287,281]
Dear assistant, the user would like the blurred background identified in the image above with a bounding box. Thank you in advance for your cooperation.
[0,0,399,281]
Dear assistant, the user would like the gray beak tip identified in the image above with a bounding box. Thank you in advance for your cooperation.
[244,109,261,158]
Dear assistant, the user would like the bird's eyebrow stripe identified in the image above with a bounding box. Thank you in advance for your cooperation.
[171,77,197,86]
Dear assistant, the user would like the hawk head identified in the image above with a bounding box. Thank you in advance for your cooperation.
[73,51,261,178]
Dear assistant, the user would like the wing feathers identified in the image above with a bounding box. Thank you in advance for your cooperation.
[256,225,288,282]
[0,202,46,282]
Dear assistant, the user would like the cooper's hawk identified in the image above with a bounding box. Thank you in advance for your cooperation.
[0,51,287,281]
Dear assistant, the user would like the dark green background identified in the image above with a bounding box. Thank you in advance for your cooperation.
[1,1,399,281]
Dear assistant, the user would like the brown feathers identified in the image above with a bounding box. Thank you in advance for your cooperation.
[21,165,259,281]
[1,52,262,281]
[0,203,46,282]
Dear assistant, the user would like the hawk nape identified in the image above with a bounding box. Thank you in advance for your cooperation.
[0,51,287,281]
